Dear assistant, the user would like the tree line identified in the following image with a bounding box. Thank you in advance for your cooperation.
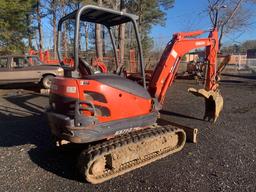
[0,0,175,61]
[222,40,256,54]
[0,0,255,58]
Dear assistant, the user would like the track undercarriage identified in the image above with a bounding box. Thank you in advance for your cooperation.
[77,125,186,184]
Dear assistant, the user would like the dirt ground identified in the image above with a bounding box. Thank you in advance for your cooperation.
[0,73,255,192]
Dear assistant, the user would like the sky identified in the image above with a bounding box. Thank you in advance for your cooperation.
[150,0,256,47]
[41,0,256,50]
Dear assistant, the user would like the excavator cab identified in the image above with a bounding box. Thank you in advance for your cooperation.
[57,5,146,87]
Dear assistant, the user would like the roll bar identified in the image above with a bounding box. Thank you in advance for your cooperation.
[57,5,146,88]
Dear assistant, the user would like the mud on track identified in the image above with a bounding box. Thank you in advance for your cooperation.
[0,73,255,192]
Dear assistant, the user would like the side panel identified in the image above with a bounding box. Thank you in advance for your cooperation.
[77,79,152,122]
[50,77,80,99]
[50,77,153,123]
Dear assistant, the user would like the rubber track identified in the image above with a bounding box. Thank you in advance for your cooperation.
[78,125,186,184]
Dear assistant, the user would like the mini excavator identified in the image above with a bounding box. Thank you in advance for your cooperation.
[47,5,223,184]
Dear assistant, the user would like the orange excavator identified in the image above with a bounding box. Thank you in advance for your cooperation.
[47,5,223,184]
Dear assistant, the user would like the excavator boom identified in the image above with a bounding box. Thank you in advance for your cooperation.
[148,28,223,122]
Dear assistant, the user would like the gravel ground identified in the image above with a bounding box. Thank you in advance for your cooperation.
[0,73,255,192]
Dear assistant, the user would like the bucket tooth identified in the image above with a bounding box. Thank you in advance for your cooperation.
[188,88,223,123]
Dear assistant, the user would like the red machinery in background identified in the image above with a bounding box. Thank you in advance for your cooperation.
[29,49,74,66]
[29,49,112,73]
[28,49,137,74]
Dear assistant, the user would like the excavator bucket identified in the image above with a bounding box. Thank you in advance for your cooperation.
[188,88,223,122]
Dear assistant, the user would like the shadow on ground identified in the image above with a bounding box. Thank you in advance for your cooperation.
[160,110,204,122]
[222,73,256,80]
[0,92,85,182]
[0,83,42,93]
[220,80,244,84]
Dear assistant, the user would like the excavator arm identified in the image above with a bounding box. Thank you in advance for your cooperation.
[148,28,223,122]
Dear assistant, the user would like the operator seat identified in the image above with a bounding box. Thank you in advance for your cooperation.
[85,74,151,99]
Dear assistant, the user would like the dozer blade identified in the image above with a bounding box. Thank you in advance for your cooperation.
[188,88,223,122]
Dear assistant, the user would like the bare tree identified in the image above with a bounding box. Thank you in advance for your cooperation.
[36,0,44,50]
[118,0,125,66]
[95,0,103,60]
[48,0,58,58]
[101,0,128,66]
[208,0,253,48]
[84,24,89,51]
[26,13,34,49]
[61,0,68,57]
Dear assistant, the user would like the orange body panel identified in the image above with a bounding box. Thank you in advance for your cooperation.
[51,77,152,123]
[50,77,79,99]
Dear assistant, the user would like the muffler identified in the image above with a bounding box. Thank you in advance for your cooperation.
[188,88,223,122]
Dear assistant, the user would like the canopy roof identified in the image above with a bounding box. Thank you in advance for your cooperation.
[62,5,138,27]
